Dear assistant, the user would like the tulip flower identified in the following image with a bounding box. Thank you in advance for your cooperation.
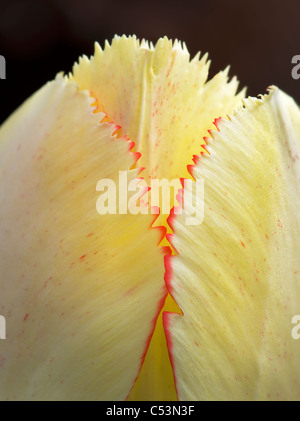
[0,35,299,401]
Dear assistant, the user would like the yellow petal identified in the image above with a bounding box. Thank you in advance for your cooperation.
[0,75,166,400]
[71,36,245,400]
[166,87,300,400]
[72,35,245,184]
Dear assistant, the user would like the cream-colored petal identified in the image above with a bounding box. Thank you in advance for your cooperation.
[166,87,300,400]
[71,36,245,400]
[71,34,245,192]
[0,75,166,400]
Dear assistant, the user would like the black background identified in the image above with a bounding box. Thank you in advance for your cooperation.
[0,0,299,125]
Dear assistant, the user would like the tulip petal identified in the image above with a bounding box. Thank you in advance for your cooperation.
[71,36,245,400]
[0,75,167,400]
[166,88,300,400]
[126,293,179,401]
[71,34,245,190]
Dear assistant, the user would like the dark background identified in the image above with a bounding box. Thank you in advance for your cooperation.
[0,0,299,125]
